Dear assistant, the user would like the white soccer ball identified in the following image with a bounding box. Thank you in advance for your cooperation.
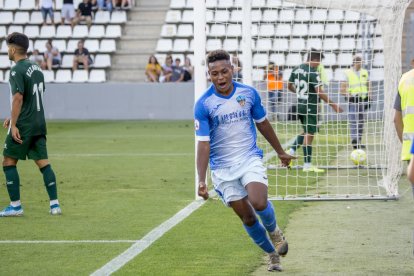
[350,149,367,166]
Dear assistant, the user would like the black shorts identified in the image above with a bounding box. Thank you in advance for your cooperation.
[3,134,48,160]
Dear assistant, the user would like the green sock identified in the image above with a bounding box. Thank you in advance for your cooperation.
[40,164,58,201]
[291,135,304,151]
[303,146,313,163]
[3,166,20,202]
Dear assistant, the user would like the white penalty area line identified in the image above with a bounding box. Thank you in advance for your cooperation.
[0,240,137,244]
[50,153,193,157]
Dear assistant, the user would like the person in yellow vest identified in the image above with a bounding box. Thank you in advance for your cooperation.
[340,56,371,149]
[265,62,283,120]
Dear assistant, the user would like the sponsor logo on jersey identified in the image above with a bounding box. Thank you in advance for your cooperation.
[236,95,246,107]
[3,144,7,149]
[11,71,16,77]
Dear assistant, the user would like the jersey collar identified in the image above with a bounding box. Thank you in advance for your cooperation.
[212,81,236,99]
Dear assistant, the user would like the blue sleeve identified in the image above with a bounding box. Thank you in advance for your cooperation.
[251,89,266,122]
[411,139,414,154]
[194,99,210,140]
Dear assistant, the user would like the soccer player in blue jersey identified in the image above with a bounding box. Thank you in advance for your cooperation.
[195,50,295,272]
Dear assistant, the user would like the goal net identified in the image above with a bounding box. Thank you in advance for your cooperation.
[194,0,410,200]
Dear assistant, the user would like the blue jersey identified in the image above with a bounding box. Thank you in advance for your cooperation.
[194,81,266,169]
[411,138,414,154]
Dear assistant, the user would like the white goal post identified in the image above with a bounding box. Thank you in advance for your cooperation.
[194,0,411,200]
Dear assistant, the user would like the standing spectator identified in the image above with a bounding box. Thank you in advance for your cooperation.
[44,40,61,70]
[61,0,76,27]
[265,62,283,119]
[36,0,56,25]
[29,49,46,70]
[340,56,371,149]
[231,55,243,82]
[75,0,93,29]
[161,55,173,82]
[145,55,162,82]
[183,57,193,82]
[113,0,131,10]
[73,40,92,71]
[171,58,185,82]
[96,0,113,11]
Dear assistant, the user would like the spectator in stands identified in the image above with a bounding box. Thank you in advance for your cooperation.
[183,57,194,82]
[161,55,173,82]
[73,40,93,71]
[265,62,283,118]
[75,0,93,29]
[171,58,185,82]
[112,0,131,10]
[29,49,46,70]
[61,0,76,27]
[96,0,113,11]
[231,56,243,82]
[44,40,61,70]
[145,55,162,82]
[36,0,56,25]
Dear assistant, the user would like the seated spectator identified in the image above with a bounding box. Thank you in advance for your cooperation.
[183,57,193,82]
[171,58,185,82]
[30,49,46,70]
[231,56,243,82]
[36,0,56,25]
[75,0,93,28]
[96,0,113,11]
[61,0,76,27]
[145,55,162,82]
[161,55,173,82]
[73,39,93,71]
[44,40,61,70]
[112,0,131,10]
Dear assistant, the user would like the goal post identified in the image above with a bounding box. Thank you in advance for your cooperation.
[194,0,411,200]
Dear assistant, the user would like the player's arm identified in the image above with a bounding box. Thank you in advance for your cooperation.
[256,119,295,167]
[287,82,295,93]
[316,86,343,113]
[394,110,403,142]
[339,81,348,96]
[197,141,210,200]
[10,92,23,144]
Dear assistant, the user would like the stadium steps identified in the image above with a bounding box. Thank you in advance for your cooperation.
[109,0,170,82]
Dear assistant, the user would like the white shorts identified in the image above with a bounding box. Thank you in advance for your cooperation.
[61,4,75,20]
[211,156,268,206]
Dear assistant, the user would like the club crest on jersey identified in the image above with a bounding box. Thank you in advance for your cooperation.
[194,119,200,131]
[236,95,246,107]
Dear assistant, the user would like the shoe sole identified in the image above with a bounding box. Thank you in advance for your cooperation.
[268,265,283,272]
[0,212,23,217]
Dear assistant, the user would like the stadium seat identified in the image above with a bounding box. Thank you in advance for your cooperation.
[251,10,262,22]
[255,39,272,51]
[333,69,346,81]
[279,10,295,22]
[339,38,355,51]
[370,68,384,81]
[85,39,100,53]
[28,40,34,52]
[72,70,88,83]
[230,10,243,22]
[34,40,48,53]
[189,39,194,51]
[0,41,7,54]
[14,12,30,24]
[306,38,322,50]
[215,10,230,22]
[172,39,189,52]
[227,24,242,37]
[312,9,328,22]
[72,25,88,38]
[209,25,226,37]
[4,0,19,10]
[89,70,106,83]
[0,26,6,38]
[325,24,341,36]
[56,0,62,9]
[342,23,358,36]
[223,39,239,52]
[181,10,193,23]
[337,53,353,66]
[8,26,24,35]
[186,0,194,8]
[40,25,56,39]
[253,54,268,67]
[161,24,177,37]
[262,10,278,22]
[272,39,289,51]
[20,0,35,10]
[206,10,214,23]
[94,11,110,24]
[94,54,111,68]
[0,55,11,69]
[371,24,382,35]
[322,53,337,66]
[251,0,266,8]
[100,40,116,53]
[282,68,292,81]
[61,54,73,68]
[177,24,193,37]
[165,10,181,23]
[218,0,234,8]
[30,11,44,25]
[66,40,78,53]
[267,0,282,8]
[53,40,67,52]
[170,0,186,9]
[105,25,122,38]
[308,24,324,36]
[156,39,173,52]
[4,70,10,83]
[286,53,302,67]
[88,25,105,39]
[43,70,54,83]
[275,24,291,37]
[259,24,275,37]
[206,39,222,51]
[289,38,305,52]
[205,0,217,8]
[24,25,40,39]
[269,53,285,66]
[324,68,333,82]
[373,37,384,50]
[56,25,72,38]
[328,9,344,21]
[292,24,308,37]
[0,12,13,24]
[344,11,360,21]
[251,24,258,36]
[295,9,311,22]
[252,68,264,81]
[55,70,72,83]
[0,70,3,83]
[111,11,127,24]
[323,38,339,51]
[373,53,384,67]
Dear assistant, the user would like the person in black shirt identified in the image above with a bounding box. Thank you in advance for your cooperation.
[72,40,92,71]
[74,0,92,28]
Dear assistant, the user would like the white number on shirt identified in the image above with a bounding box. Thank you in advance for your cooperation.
[295,79,308,100]
[33,82,44,111]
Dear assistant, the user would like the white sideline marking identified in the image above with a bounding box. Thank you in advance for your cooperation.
[0,240,137,244]
[90,199,207,276]
[50,153,192,157]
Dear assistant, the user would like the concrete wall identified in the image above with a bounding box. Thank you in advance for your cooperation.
[0,83,195,120]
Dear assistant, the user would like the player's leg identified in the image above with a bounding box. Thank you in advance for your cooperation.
[289,114,305,155]
[357,102,366,148]
[29,136,61,215]
[348,102,358,149]
[302,115,324,172]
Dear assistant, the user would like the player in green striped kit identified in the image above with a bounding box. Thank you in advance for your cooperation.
[287,49,343,172]
[0,32,61,217]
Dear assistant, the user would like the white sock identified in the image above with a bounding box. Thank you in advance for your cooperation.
[50,199,59,206]
[304,162,311,169]
[10,200,21,207]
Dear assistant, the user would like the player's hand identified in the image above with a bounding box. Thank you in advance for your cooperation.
[3,118,10,129]
[11,126,22,144]
[333,104,343,113]
[198,181,209,200]
[278,152,296,167]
